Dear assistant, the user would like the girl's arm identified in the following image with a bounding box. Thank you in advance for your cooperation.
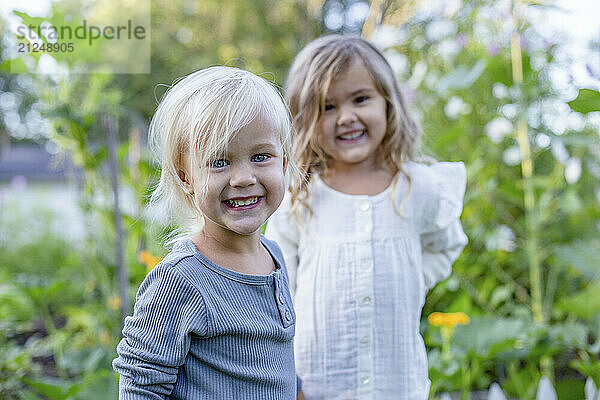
[113,265,207,399]
[421,219,468,289]
[420,162,468,289]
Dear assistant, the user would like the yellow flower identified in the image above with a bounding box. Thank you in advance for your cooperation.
[137,250,162,272]
[428,312,470,328]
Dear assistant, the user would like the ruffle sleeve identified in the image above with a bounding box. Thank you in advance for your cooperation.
[420,162,468,289]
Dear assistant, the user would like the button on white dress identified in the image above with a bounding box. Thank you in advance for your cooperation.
[266,162,468,400]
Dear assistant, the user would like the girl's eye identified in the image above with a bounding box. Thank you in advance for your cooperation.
[355,96,369,103]
[211,159,229,168]
[251,154,270,163]
[324,103,335,111]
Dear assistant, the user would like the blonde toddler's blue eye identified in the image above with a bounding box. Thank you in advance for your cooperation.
[324,104,335,111]
[252,154,269,162]
[211,159,228,168]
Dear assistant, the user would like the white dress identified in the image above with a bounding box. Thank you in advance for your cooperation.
[265,161,468,400]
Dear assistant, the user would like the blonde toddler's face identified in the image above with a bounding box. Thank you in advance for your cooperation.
[184,116,287,239]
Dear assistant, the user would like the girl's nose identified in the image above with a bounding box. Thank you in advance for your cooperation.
[337,107,358,126]
[229,165,257,187]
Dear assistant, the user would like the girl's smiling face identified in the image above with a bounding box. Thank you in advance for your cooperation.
[316,60,388,173]
[180,115,287,240]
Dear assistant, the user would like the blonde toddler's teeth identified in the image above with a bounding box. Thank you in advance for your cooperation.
[228,197,259,207]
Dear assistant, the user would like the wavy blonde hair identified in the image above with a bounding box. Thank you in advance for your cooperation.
[286,35,422,220]
[148,66,296,244]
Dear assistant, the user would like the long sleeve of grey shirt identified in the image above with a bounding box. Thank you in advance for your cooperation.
[112,236,298,399]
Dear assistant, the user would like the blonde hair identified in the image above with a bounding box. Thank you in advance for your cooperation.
[148,66,295,244]
[286,34,421,219]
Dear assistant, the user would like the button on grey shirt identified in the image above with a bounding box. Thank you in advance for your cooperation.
[113,237,297,399]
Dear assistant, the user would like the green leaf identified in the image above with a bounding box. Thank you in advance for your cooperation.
[73,370,119,400]
[446,291,474,314]
[17,390,44,400]
[62,347,106,374]
[560,190,583,214]
[554,379,585,400]
[12,11,47,26]
[548,321,589,348]
[554,241,600,278]
[21,378,66,400]
[568,89,600,114]
[571,360,600,389]
[556,283,600,319]
[487,55,512,86]
[452,316,527,356]
[489,286,512,308]
[0,58,29,73]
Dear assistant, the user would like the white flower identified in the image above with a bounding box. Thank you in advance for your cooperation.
[565,157,582,184]
[501,103,518,119]
[551,140,569,163]
[485,225,516,252]
[425,20,457,42]
[177,27,193,44]
[436,39,461,63]
[444,96,471,119]
[503,145,522,166]
[492,83,509,99]
[384,50,409,77]
[485,117,513,143]
[488,383,507,400]
[372,26,406,48]
[535,133,551,148]
[537,376,557,400]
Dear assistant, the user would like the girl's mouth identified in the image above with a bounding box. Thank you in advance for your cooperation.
[337,130,366,142]
[223,196,262,209]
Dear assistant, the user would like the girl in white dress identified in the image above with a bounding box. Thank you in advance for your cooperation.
[266,35,468,399]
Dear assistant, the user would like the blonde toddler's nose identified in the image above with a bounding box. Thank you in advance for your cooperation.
[229,166,257,187]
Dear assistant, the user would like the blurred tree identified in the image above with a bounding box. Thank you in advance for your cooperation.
[119,0,322,121]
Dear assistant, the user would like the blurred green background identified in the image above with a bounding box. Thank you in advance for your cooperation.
[0,0,599,399]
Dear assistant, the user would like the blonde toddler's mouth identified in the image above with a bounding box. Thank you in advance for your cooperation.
[225,196,261,208]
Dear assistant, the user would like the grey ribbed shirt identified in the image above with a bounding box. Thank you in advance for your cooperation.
[112,237,297,399]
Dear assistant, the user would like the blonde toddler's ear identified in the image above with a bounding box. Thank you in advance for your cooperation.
[178,169,194,195]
